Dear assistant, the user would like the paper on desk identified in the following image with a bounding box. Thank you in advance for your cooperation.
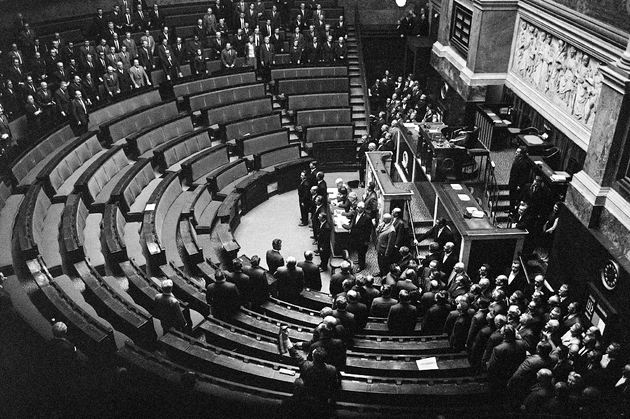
[551,174,567,182]
[451,184,463,190]
[416,357,439,370]
[457,194,470,201]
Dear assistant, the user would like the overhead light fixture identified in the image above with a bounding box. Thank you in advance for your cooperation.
[396,0,407,7]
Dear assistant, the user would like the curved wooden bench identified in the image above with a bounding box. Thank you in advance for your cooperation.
[36,131,104,201]
[103,203,146,268]
[149,64,192,86]
[312,140,357,167]
[26,258,116,354]
[15,183,64,274]
[61,194,105,269]
[206,158,249,198]
[153,128,213,174]
[296,108,352,130]
[160,262,210,316]
[271,65,348,81]
[180,144,230,187]
[74,260,156,345]
[88,87,161,130]
[190,83,267,113]
[142,172,183,269]
[274,157,315,194]
[11,125,76,190]
[125,113,195,159]
[277,77,350,97]
[188,184,221,233]
[174,71,257,102]
[240,129,289,158]
[225,113,282,143]
[305,124,355,143]
[74,144,134,211]
[254,143,303,171]
[179,218,203,266]
[109,158,159,221]
[206,97,273,127]
[100,100,179,145]
[0,181,24,275]
[287,92,350,112]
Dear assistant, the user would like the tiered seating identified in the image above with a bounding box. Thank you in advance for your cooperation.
[73,260,156,345]
[11,125,76,190]
[160,262,210,316]
[152,128,213,173]
[206,97,273,127]
[109,158,160,221]
[270,66,348,81]
[15,183,65,274]
[142,172,185,270]
[225,113,282,144]
[241,129,289,157]
[0,181,24,275]
[189,184,220,233]
[190,83,267,113]
[296,108,352,130]
[254,143,302,170]
[174,71,257,102]
[100,100,179,145]
[277,77,350,97]
[26,258,117,354]
[61,194,105,269]
[180,144,230,187]
[36,131,104,201]
[125,113,195,159]
[287,92,350,112]
[103,202,146,267]
[89,88,161,130]
[74,144,134,211]
[206,158,249,198]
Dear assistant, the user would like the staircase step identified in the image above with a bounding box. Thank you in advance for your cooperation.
[350,81,362,87]
[352,113,367,120]
[352,105,366,112]
[350,87,363,96]
[350,97,364,104]
[348,65,360,71]
[349,71,361,77]
[348,59,360,64]
[289,133,300,142]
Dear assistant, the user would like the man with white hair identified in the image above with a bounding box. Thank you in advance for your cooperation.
[154,279,187,331]
[342,201,372,271]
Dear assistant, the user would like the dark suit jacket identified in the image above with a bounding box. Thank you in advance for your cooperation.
[505,269,527,297]
[387,302,418,335]
[241,265,269,307]
[487,338,529,382]
[297,260,321,291]
[54,88,71,114]
[419,224,455,249]
[226,271,252,305]
[318,220,332,253]
[421,303,450,335]
[275,266,304,303]
[449,313,472,352]
[347,212,372,245]
[154,292,186,331]
[206,280,241,319]
[259,43,275,65]
[71,98,89,126]
[266,249,284,274]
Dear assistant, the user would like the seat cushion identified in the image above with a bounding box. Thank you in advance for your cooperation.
[84,213,105,268]
[124,221,145,267]
[39,203,65,270]
[0,194,24,270]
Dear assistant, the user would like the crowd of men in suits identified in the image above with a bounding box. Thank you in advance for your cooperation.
[0,1,351,145]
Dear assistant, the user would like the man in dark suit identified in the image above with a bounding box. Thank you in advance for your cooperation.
[306,37,321,64]
[270,28,285,53]
[137,40,153,75]
[206,270,241,320]
[154,279,187,331]
[259,36,275,81]
[226,259,252,307]
[220,42,237,69]
[275,257,305,304]
[266,238,284,275]
[297,250,321,291]
[487,325,528,390]
[415,218,455,250]
[54,81,71,123]
[505,260,527,297]
[162,51,182,81]
[387,290,418,335]
[440,242,458,279]
[421,291,450,335]
[241,255,269,309]
[115,62,132,92]
[375,213,397,276]
[150,4,166,30]
[449,301,472,352]
[172,37,188,64]
[342,202,372,271]
[0,105,13,151]
[298,170,311,226]
[70,90,89,135]
[509,146,531,210]
[134,4,151,31]
[317,212,332,272]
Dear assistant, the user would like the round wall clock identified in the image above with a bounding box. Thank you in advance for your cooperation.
[601,259,620,291]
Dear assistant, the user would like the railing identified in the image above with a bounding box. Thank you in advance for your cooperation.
[354,4,372,132]
[405,199,421,257]
[483,160,501,226]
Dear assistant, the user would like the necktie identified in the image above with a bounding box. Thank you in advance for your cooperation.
[80,99,85,113]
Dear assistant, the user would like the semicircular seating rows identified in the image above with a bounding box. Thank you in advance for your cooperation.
[0,3,493,418]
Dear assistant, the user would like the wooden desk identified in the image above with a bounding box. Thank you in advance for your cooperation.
[434,183,527,274]
[415,123,471,182]
[475,104,510,150]
[518,134,551,154]
[527,155,571,200]
[235,170,271,215]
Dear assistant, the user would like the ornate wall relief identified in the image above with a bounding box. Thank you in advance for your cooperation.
[511,20,604,129]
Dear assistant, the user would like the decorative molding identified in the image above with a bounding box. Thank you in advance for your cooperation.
[604,188,630,233]
[506,73,590,150]
[570,170,610,206]
[509,19,604,133]
[472,0,518,12]
[432,41,508,86]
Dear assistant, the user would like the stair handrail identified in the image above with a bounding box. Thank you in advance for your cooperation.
[405,199,421,256]
[354,4,372,132]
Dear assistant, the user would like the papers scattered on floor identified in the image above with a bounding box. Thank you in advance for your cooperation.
[416,357,439,370]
